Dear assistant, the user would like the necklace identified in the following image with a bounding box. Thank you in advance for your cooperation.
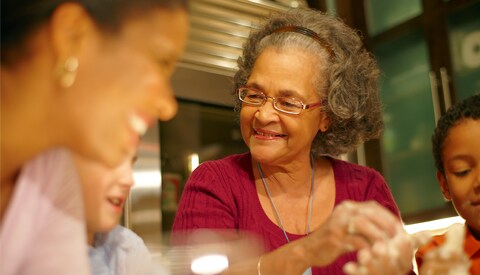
[257,154,315,242]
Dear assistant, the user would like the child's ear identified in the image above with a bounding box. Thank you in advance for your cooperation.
[437,171,452,201]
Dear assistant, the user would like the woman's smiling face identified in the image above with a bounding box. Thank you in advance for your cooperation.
[63,7,188,167]
[240,47,329,165]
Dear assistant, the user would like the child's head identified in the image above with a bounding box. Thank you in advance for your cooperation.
[432,94,480,234]
[74,153,135,245]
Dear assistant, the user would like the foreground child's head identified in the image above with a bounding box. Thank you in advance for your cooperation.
[432,94,480,236]
[74,154,135,245]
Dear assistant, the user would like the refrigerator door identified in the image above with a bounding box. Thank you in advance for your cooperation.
[124,124,164,248]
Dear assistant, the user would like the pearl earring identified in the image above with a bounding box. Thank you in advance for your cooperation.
[59,57,79,88]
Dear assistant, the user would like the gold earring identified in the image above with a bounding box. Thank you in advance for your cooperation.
[58,57,79,88]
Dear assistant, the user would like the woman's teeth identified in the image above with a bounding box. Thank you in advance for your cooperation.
[255,130,284,137]
[108,198,122,206]
[130,114,148,135]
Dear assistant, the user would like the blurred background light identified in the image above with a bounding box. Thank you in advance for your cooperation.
[191,254,229,275]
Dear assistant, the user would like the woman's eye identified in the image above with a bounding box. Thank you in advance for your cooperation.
[160,60,170,69]
[156,57,175,73]
[279,99,300,109]
[247,94,263,100]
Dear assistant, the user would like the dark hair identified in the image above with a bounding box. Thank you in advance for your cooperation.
[233,8,383,157]
[432,94,480,175]
[1,0,188,65]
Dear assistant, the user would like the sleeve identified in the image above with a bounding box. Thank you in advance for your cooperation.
[171,161,238,235]
[21,149,90,275]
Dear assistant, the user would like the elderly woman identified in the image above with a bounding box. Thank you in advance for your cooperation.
[173,8,412,275]
[1,0,188,274]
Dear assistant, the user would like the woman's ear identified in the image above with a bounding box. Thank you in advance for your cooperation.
[318,114,330,132]
[49,3,91,61]
[437,171,452,201]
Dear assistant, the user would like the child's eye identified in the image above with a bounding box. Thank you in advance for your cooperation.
[453,170,470,177]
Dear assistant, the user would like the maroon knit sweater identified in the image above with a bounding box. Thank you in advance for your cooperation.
[172,153,401,275]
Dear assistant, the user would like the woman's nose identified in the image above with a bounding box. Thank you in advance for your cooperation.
[155,84,178,121]
[255,97,279,121]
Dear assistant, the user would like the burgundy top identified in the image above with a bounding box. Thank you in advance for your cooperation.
[172,153,401,274]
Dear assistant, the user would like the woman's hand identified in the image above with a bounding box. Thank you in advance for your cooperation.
[342,227,414,275]
[298,200,401,268]
[257,200,410,275]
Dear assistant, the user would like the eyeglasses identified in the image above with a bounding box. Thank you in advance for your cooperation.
[238,87,323,115]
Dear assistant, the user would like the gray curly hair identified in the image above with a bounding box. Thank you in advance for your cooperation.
[233,8,383,157]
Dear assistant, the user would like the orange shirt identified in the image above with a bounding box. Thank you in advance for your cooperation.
[415,225,480,274]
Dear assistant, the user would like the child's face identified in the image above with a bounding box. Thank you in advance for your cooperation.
[75,155,134,234]
[438,118,480,233]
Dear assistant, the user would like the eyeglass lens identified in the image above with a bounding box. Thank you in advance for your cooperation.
[239,88,303,114]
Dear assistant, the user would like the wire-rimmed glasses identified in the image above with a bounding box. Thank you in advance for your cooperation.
[238,87,323,115]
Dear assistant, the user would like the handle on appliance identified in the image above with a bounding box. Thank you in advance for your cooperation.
[440,67,452,111]
[123,193,132,229]
[429,71,441,124]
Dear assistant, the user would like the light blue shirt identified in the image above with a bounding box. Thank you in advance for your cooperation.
[88,225,152,275]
